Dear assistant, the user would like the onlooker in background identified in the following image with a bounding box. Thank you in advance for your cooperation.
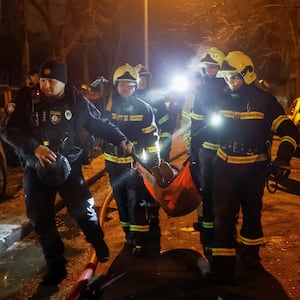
[101,63,160,256]
[2,70,41,168]
[25,69,40,90]
[1,59,132,286]
[201,50,299,284]
[190,47,226,259]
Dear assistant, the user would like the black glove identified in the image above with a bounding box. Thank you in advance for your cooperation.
[271,159,291,179]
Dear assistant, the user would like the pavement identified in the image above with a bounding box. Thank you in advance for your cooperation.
[0,166,29,256]
[0,155,105,257]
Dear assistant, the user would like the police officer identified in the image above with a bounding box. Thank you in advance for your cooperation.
[101,64,160,255]
[203,51,299,283]
[1,60,132,286]
[190,47,226,259]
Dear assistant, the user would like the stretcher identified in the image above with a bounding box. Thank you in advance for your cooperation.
[133,153,202,217]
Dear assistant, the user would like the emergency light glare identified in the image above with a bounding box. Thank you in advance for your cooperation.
[170,75,189,92]
[210,113,222,127]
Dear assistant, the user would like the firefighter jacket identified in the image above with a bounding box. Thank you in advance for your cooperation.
[1,85,128,165]
[191,77,226,155]
[136,89,174,145]
[101,91,160,167]
[216,84,299,171]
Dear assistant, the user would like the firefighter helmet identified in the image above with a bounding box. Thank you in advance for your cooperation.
[200,47,225,68]
[220,51,257,85]
[113,63,140,85]
[35,153,71,186]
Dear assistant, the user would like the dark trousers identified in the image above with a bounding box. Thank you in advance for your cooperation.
[106,161,149,245]
[198,148,216,246]
[23,162,104,264]
[211,158,266,274]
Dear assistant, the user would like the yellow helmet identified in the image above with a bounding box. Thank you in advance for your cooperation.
[113,63,140,85]
[200,47,225,68]
[220,51,257,85]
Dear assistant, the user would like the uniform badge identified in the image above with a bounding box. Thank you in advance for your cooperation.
[65,110,72,120]
[50,110,61,124]
[6,103,16,115]
[43,68,52,76]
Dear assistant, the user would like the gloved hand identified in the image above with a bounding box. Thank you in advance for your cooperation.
[120,139,133,155]
[271,159,291,179]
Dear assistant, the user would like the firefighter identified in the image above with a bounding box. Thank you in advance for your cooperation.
[190,47,226,259]
[0,60,133,286]
[136,65,174,162]
[101,64,160,256]
[135,65,163,255]
[201,51,299,283]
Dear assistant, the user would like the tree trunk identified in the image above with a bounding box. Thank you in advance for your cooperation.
[19,0,30,85]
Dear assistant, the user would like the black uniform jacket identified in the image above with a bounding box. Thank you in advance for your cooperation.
[216,84,299,169]
[136,89,174,141]
[191,77,226,153]
[1,85,127,164]
[102,92,159,167]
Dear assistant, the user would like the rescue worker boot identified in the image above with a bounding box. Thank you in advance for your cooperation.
[202,245,212,262]
[199,222,213,262]
[132,232,146,257]
[146,205,161,256]
[146,221,161,256]
[40,256,67,286]
[121,228,134,254]
[237,244,261,270]
[205,256,236,285]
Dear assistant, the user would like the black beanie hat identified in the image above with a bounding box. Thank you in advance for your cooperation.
[39,60,67,84]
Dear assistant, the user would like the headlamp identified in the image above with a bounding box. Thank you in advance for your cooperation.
[209,113,222,127]
[170,75,189,92]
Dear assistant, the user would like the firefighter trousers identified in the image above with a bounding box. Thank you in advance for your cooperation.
[106,161,149,246]
[198,148,217,247]
[211,158,266,276]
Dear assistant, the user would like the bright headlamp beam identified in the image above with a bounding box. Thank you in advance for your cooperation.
[210,113,222,127]
[170,75,189,92]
